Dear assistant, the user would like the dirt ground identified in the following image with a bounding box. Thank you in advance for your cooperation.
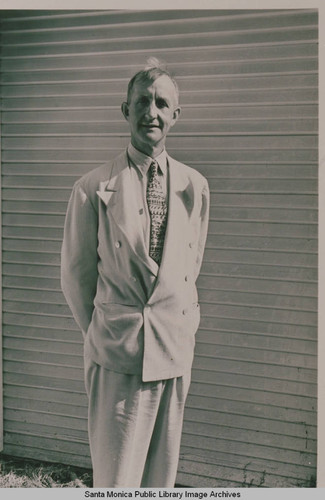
[0,454,93,488]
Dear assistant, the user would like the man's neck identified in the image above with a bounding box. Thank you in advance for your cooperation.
[131,141,165,159]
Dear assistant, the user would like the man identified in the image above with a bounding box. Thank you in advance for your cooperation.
[61,59,210,488]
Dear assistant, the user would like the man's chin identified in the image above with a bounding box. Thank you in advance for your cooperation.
[132,135,165,156]
[139,130,163,145]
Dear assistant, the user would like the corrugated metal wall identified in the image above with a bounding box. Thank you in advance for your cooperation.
[0,9,318,487]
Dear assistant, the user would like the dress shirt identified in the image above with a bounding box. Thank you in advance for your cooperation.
[127,143,169,254]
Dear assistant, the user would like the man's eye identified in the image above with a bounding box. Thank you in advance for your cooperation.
[156,99,168,108]
[138,97,149,105]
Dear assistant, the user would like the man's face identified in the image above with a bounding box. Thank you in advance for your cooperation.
[121,75,181,156]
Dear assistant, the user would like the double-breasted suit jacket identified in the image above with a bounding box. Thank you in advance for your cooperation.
[61,150,209,382]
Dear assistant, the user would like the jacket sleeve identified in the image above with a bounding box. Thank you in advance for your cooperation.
[61,182,99,337]
[194,178,210,281]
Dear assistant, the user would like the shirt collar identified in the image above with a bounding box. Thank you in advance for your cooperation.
[127,143,168,176]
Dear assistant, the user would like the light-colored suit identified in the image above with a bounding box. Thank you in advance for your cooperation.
[61,149,209,486]
[61,150,209,382]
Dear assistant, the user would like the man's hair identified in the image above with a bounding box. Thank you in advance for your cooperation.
[126,57,179,104]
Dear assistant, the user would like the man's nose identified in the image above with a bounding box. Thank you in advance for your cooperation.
[146,101,157,118]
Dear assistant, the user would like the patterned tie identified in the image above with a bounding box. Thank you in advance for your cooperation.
[146,161,168,265]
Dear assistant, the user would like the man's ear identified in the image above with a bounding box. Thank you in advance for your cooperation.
[171,106,181,126]
[121,102,129,120]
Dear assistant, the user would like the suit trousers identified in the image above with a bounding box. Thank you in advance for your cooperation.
[84,355,191,487]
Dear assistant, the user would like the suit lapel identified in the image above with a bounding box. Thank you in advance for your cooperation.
[96,152,158,276]
[162,155,194,267]
[96,152,193,285]
[149,156,194,300]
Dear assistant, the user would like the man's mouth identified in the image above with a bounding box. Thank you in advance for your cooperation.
[141,124,159,129]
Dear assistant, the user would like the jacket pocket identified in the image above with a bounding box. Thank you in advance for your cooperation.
[100,303,140,314]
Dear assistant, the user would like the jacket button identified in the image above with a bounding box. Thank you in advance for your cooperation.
[185,275,188,282]
[130,276,137,282]
[189,242,193,248]
[115,241,121,248]
[182,309,187,315]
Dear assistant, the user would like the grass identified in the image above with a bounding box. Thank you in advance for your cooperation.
[0,454,92,488]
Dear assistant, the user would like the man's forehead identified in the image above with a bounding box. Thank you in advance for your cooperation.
[132,75,178,99]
